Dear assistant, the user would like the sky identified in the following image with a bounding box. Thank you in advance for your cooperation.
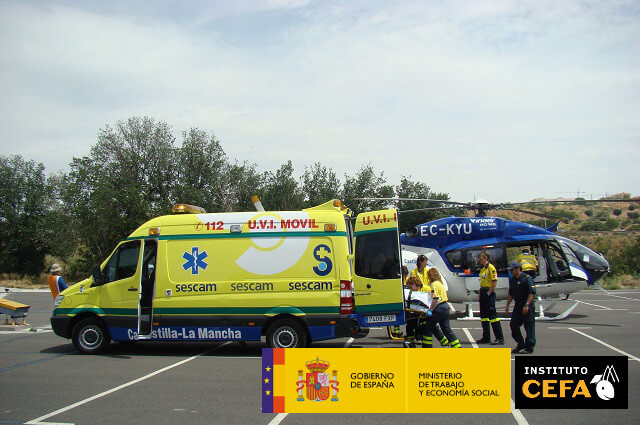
[1,0,639,203]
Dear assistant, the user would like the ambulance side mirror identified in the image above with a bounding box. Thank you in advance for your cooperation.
[92,265,106,286]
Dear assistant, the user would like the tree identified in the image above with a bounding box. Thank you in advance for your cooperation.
[262,161,304,210]
[301,162,341,208]
[342,164,394,214]
[0,155,49,274]
[394,176,456,233]
[63,117,176,267]
[223,161,265,212]
[173,128,228,212]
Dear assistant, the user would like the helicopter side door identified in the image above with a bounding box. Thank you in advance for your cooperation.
[461,246,509,297]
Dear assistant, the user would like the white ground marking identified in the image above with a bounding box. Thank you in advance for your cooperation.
[599,292,640,301]
[344,337,355,348]
[462,328,529,425]
[26,342,232,425]
[547,326,591,329]
[461,328,478,349]
[574,300,618,310]
[267,413,288,425]
[568,328,640,363]
[594,308,628,311]
[510,399,529,425]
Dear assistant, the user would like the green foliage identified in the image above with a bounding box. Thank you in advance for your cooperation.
[173,128,227,211]
[627,211,639,220]
[301,163,341,208]
[584,209,593,217]
[262,161,304,210]
[0,155,50,275]
[541,208,577,220]
[341,164,394,214]
[613,209,622,216]
[579,220,617,231]
[394,177,457,234]
[629,204,637,211]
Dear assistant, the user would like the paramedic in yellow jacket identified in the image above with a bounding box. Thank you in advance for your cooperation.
[516,248,538,278]
[410,255,431,291]
[475,251,504,345]
[409,255,449,347]
[419,268,461,348]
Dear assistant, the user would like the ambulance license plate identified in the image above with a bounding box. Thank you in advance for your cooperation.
[365,314,396,324]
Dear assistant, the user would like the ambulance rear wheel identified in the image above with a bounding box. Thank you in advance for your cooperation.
[267,319,307,348]
[72,318,111,354]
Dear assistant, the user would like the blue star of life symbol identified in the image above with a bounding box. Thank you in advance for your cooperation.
[182,246,208,274]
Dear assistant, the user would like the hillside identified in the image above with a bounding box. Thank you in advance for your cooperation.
[484,195,640,233]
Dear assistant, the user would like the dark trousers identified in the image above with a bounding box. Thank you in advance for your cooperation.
[407,311,446,344]
[479,288,503,340]
[419,304,461,348]
[510,308,536,350]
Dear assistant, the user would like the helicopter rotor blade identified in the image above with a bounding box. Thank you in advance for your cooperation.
[498,207,569,224]
[397,206,464,214]
[353,197,470,206]
[505,199,638,206]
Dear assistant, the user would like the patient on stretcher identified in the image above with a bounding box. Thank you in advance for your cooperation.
[404,287,432,315]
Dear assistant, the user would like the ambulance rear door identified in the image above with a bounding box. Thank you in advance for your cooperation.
[353,209,405,327]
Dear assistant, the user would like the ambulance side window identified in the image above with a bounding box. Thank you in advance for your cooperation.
[355,231,401,279]
[105,241,141,283]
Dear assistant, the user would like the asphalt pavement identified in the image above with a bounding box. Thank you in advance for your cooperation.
[0,288,638,425]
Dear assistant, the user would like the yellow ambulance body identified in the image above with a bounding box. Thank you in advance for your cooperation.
[51,201,405,353]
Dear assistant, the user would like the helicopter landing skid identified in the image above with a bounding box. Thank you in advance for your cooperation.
[458,297,579,322]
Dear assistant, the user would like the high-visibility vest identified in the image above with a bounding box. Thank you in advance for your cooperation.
[517,253,538,272]
[47,274,66,300]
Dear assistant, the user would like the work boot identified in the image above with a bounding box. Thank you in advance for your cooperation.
[491,339,504,345]
[521,347,534,354]
[490,320,504,341]
[511,345,524,354]
[477,320,491,343]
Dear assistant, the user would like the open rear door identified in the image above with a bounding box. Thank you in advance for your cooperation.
[137,239,157,339]
[353,209,405,327]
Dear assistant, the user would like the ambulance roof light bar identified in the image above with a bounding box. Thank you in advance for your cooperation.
[172,204,206,214]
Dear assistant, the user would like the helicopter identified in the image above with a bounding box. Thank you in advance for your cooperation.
[358,197,634,321]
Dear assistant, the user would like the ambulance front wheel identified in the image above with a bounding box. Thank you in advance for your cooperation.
[266,319,307,348]
[72,317,111,354]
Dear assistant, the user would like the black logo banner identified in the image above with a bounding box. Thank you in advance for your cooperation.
[515,356,628,409]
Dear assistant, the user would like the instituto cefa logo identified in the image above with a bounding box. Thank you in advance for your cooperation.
[296,358,339,402]
[591,365,619,401]
[515,356,627,409]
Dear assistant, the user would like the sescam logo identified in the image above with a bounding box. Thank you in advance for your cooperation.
[515,356,627,409]
[313,244,333,276]
[296,357,339,402]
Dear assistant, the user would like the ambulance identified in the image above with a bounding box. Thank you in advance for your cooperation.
[50,200,405,353]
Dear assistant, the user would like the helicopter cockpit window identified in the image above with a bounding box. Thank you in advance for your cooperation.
[463,247,507,272]
[446,250,462,269]
[555,237,609,271]
[545,242,570,278]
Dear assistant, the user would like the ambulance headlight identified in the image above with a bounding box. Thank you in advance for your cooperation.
[54,295,64,307]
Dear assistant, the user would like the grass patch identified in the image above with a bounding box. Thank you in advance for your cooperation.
[0,273,49,289]
[599,274,640,290]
